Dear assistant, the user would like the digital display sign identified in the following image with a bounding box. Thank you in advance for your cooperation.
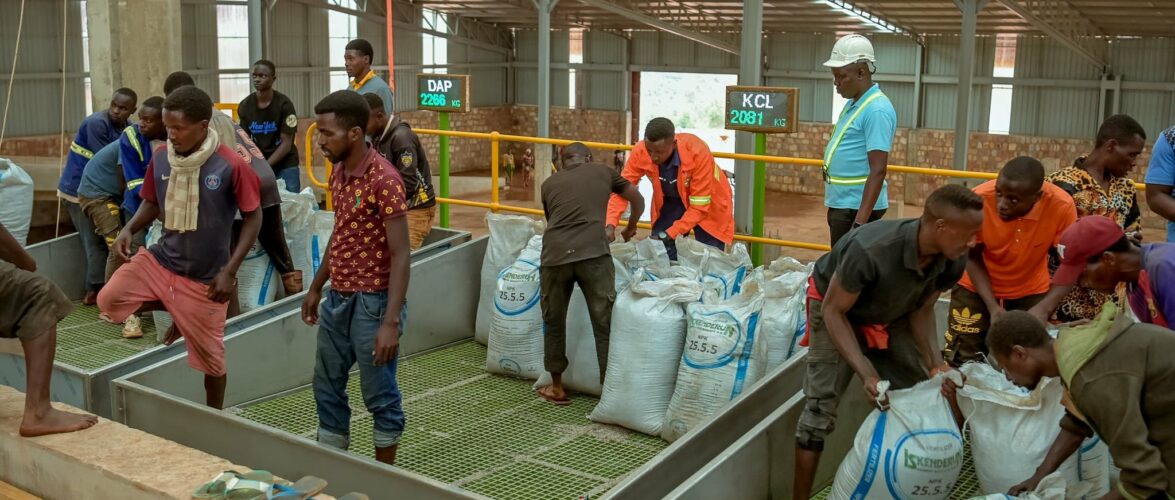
[416,74,470,113]
[724,86,799,134]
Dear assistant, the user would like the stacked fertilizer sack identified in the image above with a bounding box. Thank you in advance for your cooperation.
[474,216,814,441]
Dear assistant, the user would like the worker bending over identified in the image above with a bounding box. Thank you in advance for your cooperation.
[536,143,643,405]
[990,310,1175,500]
[792,184,982,499]
[943,156,1077,366]
[606,117,733,260]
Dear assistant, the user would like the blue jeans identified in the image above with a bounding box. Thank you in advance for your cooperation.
[276,167,301,193]
[313,289,407,449]
[65,200,109,291]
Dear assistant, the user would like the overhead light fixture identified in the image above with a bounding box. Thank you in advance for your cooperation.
[817,0,906,35]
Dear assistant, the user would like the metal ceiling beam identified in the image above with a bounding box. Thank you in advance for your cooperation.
[993,0,1107,70]
[820,0,923,44]
[572,0,739,55]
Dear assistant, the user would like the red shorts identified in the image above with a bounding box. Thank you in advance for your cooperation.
[97,249,228,376]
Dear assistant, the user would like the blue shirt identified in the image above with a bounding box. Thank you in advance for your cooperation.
[1144,126,1175,242]
[77,141,123,199]
[58,111,125,199]
[823,83,896,210]
[653,149,685,232]
[353,72,394,116]
[119,124,154,213]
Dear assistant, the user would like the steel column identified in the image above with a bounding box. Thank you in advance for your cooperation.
[248,0,264,63]
[952,0,987,172]
[533,0,559,202]
[913,42,925,128]
[733,0,763,233]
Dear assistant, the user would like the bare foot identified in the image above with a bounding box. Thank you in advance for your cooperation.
[537,385,570,405]
[20,407,98,437]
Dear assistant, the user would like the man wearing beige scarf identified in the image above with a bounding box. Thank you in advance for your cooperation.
[98,86,263,409]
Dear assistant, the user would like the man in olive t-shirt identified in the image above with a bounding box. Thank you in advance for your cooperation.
[536,143,644,405]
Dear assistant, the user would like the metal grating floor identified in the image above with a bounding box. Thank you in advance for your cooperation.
[233,340,669,500]
[55,303,159,370]
[810,441,981,499]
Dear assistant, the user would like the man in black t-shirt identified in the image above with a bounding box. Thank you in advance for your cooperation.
[238,59,302,192]
[364,92,438,250]
[536,143,644,405]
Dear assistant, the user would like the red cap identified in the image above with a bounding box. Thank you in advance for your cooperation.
[1053,216,1126,286]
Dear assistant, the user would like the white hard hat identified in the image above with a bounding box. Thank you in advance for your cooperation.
[823,34,876,68]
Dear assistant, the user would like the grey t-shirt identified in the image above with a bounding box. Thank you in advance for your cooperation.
[77,141,124,199]
[541,162,631,267]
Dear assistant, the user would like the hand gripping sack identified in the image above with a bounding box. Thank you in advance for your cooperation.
[661,290,767,442]
[967,471,1091,500]
[0,159,34,246]
[589,276,703,435]
[830,373,965,500]
[957,362,1069,495]
[476,214,544,344]
[486,235,545,379]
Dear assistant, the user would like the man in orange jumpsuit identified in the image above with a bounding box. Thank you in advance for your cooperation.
[605,117,734,260]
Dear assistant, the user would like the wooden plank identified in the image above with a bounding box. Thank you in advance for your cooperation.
[0,480,40,500]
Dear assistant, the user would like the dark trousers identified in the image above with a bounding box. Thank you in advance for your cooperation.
[65,200,109,292]
[232,205,295,275]
[943,285,1046,367]
[827,207,887,247]
[539,254,615,383]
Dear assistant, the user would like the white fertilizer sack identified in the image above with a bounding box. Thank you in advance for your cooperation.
[589,276,702,435]
[476,213,544,344]
[661,290,766,442]
[485,235,545,379]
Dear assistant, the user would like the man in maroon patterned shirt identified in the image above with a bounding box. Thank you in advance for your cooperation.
[301,90,411,465]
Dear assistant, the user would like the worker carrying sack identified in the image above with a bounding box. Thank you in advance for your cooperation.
[589,275,702,436]
[476,213,544,344]
[661,290,766,442]
[830,372,966,500]
[486,235,545,379]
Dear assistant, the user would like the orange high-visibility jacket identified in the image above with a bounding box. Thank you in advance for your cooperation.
[606,133,734,244]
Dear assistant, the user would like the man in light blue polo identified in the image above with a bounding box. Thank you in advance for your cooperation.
[344,38,394,116]
[1145,125,1175,242]
[821,34,898,246]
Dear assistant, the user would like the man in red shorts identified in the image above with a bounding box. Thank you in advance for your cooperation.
[98,86,262,409]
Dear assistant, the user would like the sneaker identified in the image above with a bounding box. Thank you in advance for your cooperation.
[121,315,143,339]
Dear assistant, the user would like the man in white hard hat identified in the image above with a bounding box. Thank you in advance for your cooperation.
[821,34,898,246]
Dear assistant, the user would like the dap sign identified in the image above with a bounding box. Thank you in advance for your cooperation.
[416,74,471,113]
[724,86,799,134]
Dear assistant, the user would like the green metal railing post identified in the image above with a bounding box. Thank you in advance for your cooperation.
[752,133,767,266]
[439,112,451,228]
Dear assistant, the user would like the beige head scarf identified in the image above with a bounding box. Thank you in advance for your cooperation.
[164,126,220,232]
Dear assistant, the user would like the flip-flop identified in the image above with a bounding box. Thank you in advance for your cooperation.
[537,386,572,406]
[193,470,274,500]
[268,476,328,499]
[191,479,227,500]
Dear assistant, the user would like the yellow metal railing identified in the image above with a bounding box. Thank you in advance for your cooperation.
[303,122,333,210]
[214,103,239,122]
[299,125,1146,255]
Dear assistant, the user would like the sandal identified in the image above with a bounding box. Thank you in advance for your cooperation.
[191,470,274,500]
[268,476,328,499]
[537,386,572,406]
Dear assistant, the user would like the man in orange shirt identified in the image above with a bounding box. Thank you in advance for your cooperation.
[605,118,733,260]
[943,156,1078,367]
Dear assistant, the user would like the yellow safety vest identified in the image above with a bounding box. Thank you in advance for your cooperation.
[823,92,883,186]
